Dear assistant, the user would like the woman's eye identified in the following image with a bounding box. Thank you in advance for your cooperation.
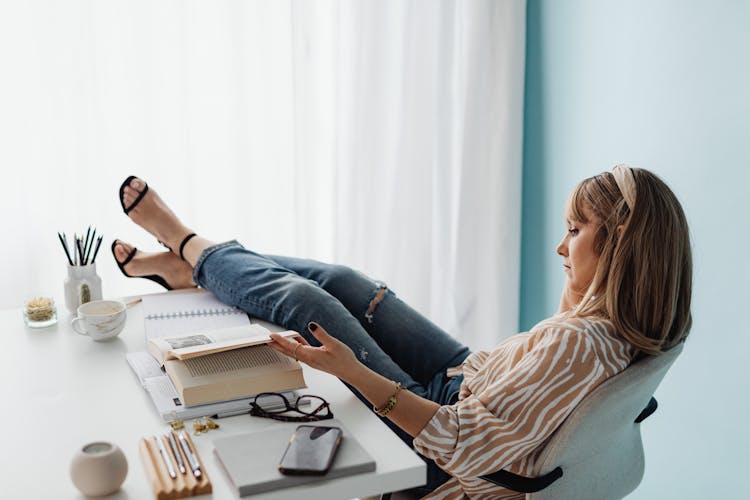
[568,228,579,236]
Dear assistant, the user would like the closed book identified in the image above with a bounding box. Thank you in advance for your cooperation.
[126,351,304,421]
[165,344,305,407]
[213,420,376,497]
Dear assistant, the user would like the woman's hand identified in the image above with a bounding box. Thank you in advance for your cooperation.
[271,322,440,438]
[269,322,364,384]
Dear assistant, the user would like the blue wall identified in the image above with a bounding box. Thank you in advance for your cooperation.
[521,0,750,497]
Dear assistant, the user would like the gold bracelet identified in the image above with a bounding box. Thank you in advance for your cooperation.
[374,382,403,417]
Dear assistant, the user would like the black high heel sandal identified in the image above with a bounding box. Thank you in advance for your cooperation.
[119,175,168,251]
[119,175,149,215]
[152,232,197,258]
[119,176,191,253]
[111,240,173,291]
[178,233,197,260]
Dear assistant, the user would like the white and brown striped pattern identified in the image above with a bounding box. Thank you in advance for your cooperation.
[413,316,635,499]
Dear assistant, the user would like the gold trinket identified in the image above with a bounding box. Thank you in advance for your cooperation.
[169,420,185,430]
[192,416,220,435]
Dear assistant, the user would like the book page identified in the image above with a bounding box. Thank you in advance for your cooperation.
[169,329,299,360]
[182,345,294,377]
[142,290,250,340]
[147,325,299,363]
[144,373,185,413]
[149,324,264,358]
[126,351,165,386]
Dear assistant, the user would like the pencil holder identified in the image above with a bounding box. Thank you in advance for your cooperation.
[64,264,103,314]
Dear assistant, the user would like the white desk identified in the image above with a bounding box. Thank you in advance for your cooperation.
[0,299,425,499]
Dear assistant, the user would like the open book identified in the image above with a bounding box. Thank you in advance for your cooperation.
[141,290,306,407]
[147,324,299,365]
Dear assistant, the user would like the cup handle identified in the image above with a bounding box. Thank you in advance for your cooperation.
[71,317,88,336]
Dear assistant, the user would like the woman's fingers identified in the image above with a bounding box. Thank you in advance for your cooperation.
[308,323,358,360]
[269,331,326,366]
[271,323,355,379]
[294,334,311,346]
[307,321,339,346]
[269,332,294,349]
[269,333,304,358]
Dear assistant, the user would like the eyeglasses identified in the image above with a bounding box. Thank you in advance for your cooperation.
[249,392,333,422]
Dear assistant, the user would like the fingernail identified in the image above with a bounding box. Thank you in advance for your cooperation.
[308,322,317,332]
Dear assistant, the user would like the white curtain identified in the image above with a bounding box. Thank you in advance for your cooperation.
[332,1,526,349]
[0,0,525,350]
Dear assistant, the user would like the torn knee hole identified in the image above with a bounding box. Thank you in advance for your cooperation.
[365,286,387,323]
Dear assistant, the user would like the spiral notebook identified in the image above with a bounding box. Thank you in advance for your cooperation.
[142,289,251,341]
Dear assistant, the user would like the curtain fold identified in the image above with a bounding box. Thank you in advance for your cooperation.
[332,1,526,348]
[0,0,525,349]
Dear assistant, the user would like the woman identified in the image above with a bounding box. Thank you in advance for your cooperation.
[113,165,692,499]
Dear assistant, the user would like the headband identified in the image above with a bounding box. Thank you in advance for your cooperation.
[612,164,636,211]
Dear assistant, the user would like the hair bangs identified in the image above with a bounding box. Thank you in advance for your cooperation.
[566,179,594,224]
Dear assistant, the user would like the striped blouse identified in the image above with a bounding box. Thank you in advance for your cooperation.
[413,315,636,499]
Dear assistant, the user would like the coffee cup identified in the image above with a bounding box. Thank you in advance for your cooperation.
[71,300,127,341]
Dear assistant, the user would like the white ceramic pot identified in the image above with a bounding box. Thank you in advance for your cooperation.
[64,263,103,314]
[70,442,128,497]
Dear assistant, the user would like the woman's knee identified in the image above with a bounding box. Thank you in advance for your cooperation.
[318,264,362,287]
[271,275,326,306]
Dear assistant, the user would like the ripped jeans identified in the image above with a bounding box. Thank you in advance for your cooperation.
[192,241,471,491]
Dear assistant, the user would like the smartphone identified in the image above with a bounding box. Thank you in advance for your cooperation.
[278,425,343,475]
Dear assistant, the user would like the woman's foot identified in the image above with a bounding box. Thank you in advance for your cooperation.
[120,177,194,255]
[112,240,196,290]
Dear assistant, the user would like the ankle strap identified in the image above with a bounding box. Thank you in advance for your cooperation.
[179,233,197,261]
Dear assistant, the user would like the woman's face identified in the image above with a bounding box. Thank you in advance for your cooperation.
[556,205,599,300]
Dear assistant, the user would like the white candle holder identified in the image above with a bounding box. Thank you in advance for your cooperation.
[70,441,128,497]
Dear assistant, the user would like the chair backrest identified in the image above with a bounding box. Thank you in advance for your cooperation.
[526,343,683,500]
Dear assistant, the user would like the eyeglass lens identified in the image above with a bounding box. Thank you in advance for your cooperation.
[253,393,329,416]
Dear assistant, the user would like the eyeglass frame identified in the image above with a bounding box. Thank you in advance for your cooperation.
[249,392,334,422]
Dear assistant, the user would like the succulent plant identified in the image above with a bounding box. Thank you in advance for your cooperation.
[79,283,91,304]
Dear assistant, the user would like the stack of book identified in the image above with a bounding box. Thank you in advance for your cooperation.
[127,290,306,421]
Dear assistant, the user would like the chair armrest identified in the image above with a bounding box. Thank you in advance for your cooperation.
[479,467,563,493]
[634,396,658,423]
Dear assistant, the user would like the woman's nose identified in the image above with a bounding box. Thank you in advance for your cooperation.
[556,236,567,257]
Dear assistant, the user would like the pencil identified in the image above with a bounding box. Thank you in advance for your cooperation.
[62,232,71,261]
[76,237,84,266]
[90,235,103,264]
[57,232,74,266]
[84,228,96,264]
[83,226,91,263]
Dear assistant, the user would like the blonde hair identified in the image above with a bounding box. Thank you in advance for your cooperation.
[567,165,692,355]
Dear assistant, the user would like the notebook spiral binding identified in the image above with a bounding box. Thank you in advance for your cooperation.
[145,307,243,320]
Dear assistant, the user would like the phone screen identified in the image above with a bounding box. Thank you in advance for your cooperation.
[278,425,343,475]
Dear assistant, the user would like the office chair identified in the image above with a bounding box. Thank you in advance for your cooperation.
[481,342,684,499]
[378,342,683,500]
